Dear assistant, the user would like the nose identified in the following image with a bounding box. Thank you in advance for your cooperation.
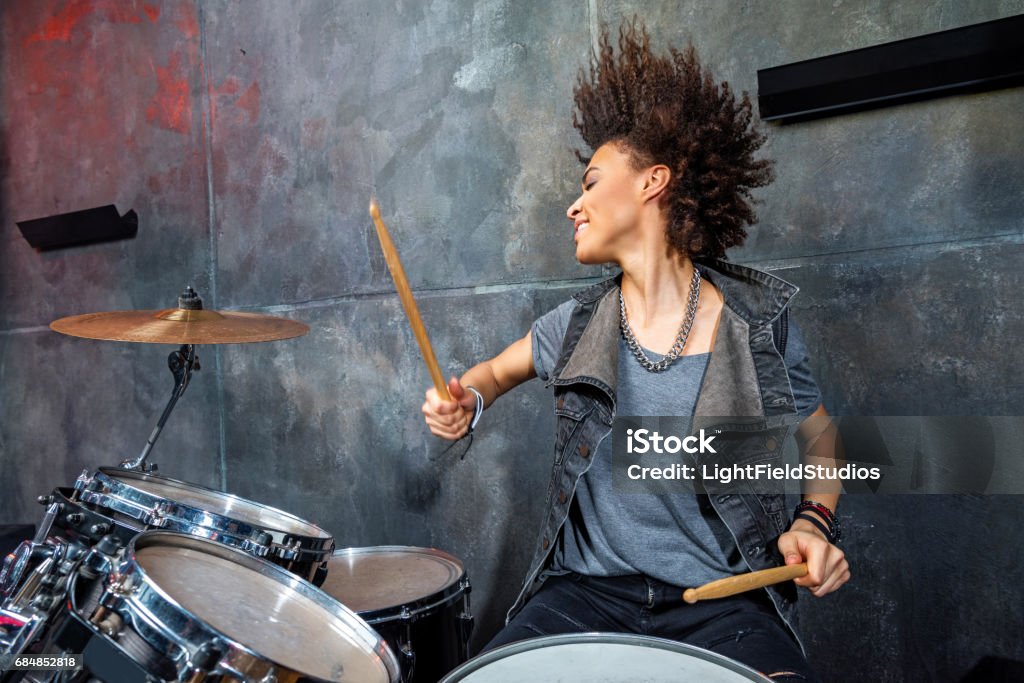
[566,194,583,221]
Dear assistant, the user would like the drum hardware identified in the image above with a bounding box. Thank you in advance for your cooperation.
[71,468,335,584]
[1,543,44,601]
[0,538,96,673]
[32,506,60,547]
[274,538,302,562]
[121,342,197,472]
[76,535,123,582]
[7,550,57,609]
[239,531,274,558]
[0,607,45,674]
[93,610,122,638]
[0,504,64,603]
[396,606,417,683]
[456,577,474,653]
[72,471,92,491]
[76,481,176,529]
[49,286,310,473]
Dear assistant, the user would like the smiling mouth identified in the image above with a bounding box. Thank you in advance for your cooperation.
[574,221,589,239]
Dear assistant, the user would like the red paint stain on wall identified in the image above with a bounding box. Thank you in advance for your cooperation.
[175,8,200,39]
[25,0,142,46]
[207,76,240,124]
[143,3,160,23]
[235,82,262,125]
[146,52,192,134]
[208,77,262,127]
[302,118,327,149]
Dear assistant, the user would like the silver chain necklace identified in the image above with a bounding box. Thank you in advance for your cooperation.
[619,267,702,372]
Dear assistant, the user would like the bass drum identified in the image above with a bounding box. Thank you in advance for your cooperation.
[320,546,473,683]
[440,633,773,683]
[72,467,334,583]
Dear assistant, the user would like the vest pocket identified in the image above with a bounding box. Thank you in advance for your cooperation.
[553,395,591,466]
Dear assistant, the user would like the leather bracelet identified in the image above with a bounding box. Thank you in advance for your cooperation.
[465,386,484,433]
[794,512,836,544]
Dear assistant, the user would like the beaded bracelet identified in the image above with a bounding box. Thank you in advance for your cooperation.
[795,500,837,526]
[794,500,841,543]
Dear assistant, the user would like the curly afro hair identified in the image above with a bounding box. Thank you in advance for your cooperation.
[572,19,775,260]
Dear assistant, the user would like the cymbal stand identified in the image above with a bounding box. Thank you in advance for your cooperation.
[120,344,200,471]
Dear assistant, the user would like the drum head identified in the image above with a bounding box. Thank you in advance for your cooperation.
[321,546,464,614]
[99,468,329,539]
[440,633,772,682]
[132,534,396,682]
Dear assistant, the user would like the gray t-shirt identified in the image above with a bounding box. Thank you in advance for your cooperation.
[532,298,823,587]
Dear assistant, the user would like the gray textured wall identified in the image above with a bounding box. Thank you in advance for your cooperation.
[2,1,1023,681]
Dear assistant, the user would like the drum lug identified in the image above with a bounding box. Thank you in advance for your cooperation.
[311,561,328,587]
[241,531,273,557]
[191,639,227,675]
[399,606,417,683]
[458,575,475,648]
[457,611,475,654]
[108,571,136,597]
[145,501,172,527]
[96,610,123,637]
[74,469,93,491]
[275,538,301,561]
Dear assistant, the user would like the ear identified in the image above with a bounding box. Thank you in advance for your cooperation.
[639,164,671,203]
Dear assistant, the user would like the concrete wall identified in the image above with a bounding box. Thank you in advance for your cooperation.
[2,1,1023,681]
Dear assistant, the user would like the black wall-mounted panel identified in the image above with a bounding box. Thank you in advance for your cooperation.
[757,14,1024,123]
[16,205,138,251]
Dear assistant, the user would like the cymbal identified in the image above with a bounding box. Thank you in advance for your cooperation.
[51,307,309,345]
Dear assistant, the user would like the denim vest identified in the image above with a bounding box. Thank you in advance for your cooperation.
[507,257,808,655]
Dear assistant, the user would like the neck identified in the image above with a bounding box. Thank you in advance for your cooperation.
[617,229,695,328]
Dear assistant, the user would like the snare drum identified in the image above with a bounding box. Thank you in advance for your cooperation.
[73,467,334,583]
[440,633,773,682]
[58,531,402,682]
[320,546,473,683]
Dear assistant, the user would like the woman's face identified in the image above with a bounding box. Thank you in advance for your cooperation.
[566,142,645,265]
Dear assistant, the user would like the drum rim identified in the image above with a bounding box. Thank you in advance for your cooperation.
[324,545,468,622]
[89,467,333,542]
[51,486,145,540]
[331,544,464,570]
[115,530,401,683]
[0,540,34,598]
[438,632,773,682]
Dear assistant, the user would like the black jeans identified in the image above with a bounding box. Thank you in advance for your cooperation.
[484,572,821,683]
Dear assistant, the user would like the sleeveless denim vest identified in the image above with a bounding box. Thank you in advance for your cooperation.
[507,257,809,655]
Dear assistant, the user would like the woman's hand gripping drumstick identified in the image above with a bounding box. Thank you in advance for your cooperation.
[369,199,452,402]
[683,563,809,604]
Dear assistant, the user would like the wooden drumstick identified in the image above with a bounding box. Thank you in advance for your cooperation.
[369,198,452,402]
[682,563,808,603]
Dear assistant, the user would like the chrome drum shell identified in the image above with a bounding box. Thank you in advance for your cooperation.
[75,467,333,583]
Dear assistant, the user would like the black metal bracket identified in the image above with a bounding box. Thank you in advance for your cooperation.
[757,14,1024,123]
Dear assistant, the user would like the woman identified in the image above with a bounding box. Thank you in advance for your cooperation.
[422,21,848,682]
